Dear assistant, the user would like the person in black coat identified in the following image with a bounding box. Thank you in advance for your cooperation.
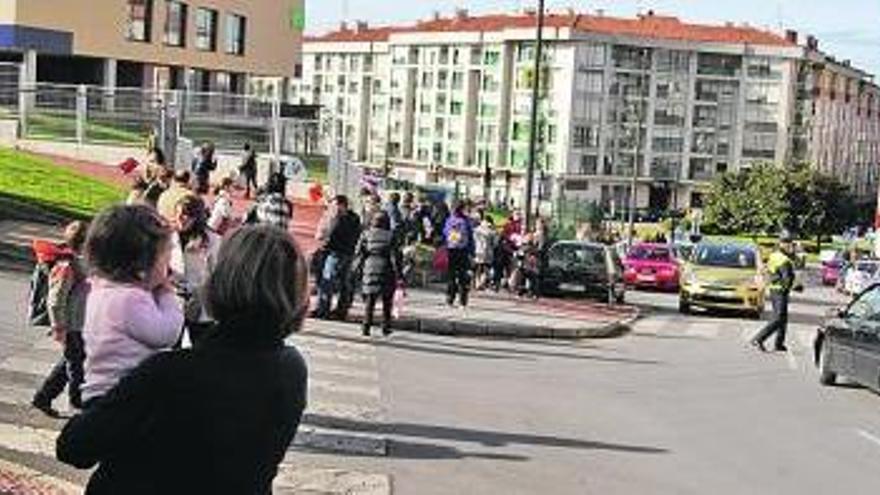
[355,211,401,337]
[56,226,309,495]
[314,195,362,320]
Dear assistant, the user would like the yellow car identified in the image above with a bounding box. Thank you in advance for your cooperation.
[679,243,765,319]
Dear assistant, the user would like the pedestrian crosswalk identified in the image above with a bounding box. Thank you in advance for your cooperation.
[0,318,392,494]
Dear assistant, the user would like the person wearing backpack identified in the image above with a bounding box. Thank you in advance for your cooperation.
[443,201,475,308]
[32,221,89,417]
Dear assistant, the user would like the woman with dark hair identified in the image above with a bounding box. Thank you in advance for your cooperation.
[170,195,220,346]
[57,226,309,495]
[355,211,401,337]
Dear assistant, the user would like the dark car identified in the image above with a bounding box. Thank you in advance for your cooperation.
[540,241,626,304]
[814,283,880,389]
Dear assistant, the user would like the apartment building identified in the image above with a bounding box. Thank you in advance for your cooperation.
[293,10,877,211]
[0,0,303,94]
[791,36,880,202]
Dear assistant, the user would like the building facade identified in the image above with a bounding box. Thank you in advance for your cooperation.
[791,36,880,203]
[0,0,303,94]
[293,10,880,212]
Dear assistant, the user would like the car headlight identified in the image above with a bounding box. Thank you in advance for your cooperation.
[684,272,699,285]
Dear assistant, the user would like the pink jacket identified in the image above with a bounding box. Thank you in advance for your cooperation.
[81,278,183,401]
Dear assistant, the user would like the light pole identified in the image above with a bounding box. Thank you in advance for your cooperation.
[524,0,545,230]
[627,48,649,246]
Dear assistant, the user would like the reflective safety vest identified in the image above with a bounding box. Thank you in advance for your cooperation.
[766,250,794,293]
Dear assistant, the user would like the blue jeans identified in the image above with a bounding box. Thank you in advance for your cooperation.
[316,253,354,318]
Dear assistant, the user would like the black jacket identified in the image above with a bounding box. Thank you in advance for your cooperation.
[325,210,362,257]
[356,228,401,295]
[56,324,308,495]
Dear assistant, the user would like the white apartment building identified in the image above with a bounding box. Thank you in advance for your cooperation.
[292,10,877,212]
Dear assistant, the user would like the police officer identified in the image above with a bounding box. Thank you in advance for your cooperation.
[751,231,797,352]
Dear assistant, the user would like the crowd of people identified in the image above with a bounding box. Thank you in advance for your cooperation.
[26,142,562,490]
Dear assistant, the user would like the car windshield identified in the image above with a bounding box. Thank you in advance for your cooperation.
[629,246,672,261]
[549,244,606,271]
[694,245,756,269]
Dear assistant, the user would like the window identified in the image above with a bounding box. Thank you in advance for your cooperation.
[573,125,600,149]
[579,155,598,175]
[126,0,153,42]
[195,7,218,51]
[577,72,603,94]
[655,50,690,73]
[225,13,247,55]
[579,44,606,68]
[164,1,187,47]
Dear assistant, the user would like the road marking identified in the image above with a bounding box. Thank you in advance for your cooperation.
[300,347,377,364]
[857,429,880,449]
[311,379,381,400]
[311,364,379,383]
[0,356,54,377]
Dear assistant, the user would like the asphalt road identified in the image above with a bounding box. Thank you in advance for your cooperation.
[2,269,880,494]
[328,283,880,494]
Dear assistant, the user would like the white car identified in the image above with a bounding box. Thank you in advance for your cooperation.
[842,260,880,296]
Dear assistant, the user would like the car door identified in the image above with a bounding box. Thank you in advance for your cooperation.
[840,286,880,381]
[852,287,880,389]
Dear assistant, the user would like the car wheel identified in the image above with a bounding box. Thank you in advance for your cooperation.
[678,298,691,315]
[818,342,837,386]
[748,308,763,320]
[615,291,625,304]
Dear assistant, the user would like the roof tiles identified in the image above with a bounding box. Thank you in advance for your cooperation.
[306,12,793,47]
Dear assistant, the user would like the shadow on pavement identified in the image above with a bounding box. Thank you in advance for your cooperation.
[304,414,669,458]
[304,330,662,366]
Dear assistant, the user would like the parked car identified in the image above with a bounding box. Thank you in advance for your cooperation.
[540,241,626,304]
[622,243,680,291]
[679,242,765,318]
[814,283,880,389]
[842,260,880,296]
[820,251,844,287]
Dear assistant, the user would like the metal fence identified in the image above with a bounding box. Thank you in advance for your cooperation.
[1,73,319,163]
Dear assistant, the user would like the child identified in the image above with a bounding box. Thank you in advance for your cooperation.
[208,177,236,236]
[79,205,184,405]
[32,221,90,417]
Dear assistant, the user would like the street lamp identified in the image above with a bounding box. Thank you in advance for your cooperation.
[524,0,545,230]
[626,47,649,247]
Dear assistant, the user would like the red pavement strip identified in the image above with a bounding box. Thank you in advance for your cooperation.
[0,461,77,495]
[27,150,325,254]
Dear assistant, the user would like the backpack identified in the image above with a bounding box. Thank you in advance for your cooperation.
[445,218,470,251]
[27,240,71,327]
[27,262,52,327]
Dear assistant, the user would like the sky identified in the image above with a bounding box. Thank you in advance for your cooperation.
[304,0,880,77]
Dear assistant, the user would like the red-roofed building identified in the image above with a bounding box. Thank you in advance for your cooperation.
[290,9,878,211]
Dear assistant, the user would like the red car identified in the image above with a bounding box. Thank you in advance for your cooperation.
[623,243,680,291]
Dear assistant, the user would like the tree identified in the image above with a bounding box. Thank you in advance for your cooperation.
[704,163,786,237]
[704,162,855,242]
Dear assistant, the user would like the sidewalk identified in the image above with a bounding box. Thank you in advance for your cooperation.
[347,288,639,339]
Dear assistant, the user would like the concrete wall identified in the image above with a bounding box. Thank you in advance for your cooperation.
[12,0,302,78]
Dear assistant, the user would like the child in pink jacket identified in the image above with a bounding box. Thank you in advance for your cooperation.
[80,205,184,403]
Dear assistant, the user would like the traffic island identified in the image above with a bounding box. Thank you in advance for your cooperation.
[346,289,640,339]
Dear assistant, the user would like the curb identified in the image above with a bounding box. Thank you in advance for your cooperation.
[346,306,640,339]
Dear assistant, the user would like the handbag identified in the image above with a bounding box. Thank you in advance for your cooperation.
[433,247,449,273]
